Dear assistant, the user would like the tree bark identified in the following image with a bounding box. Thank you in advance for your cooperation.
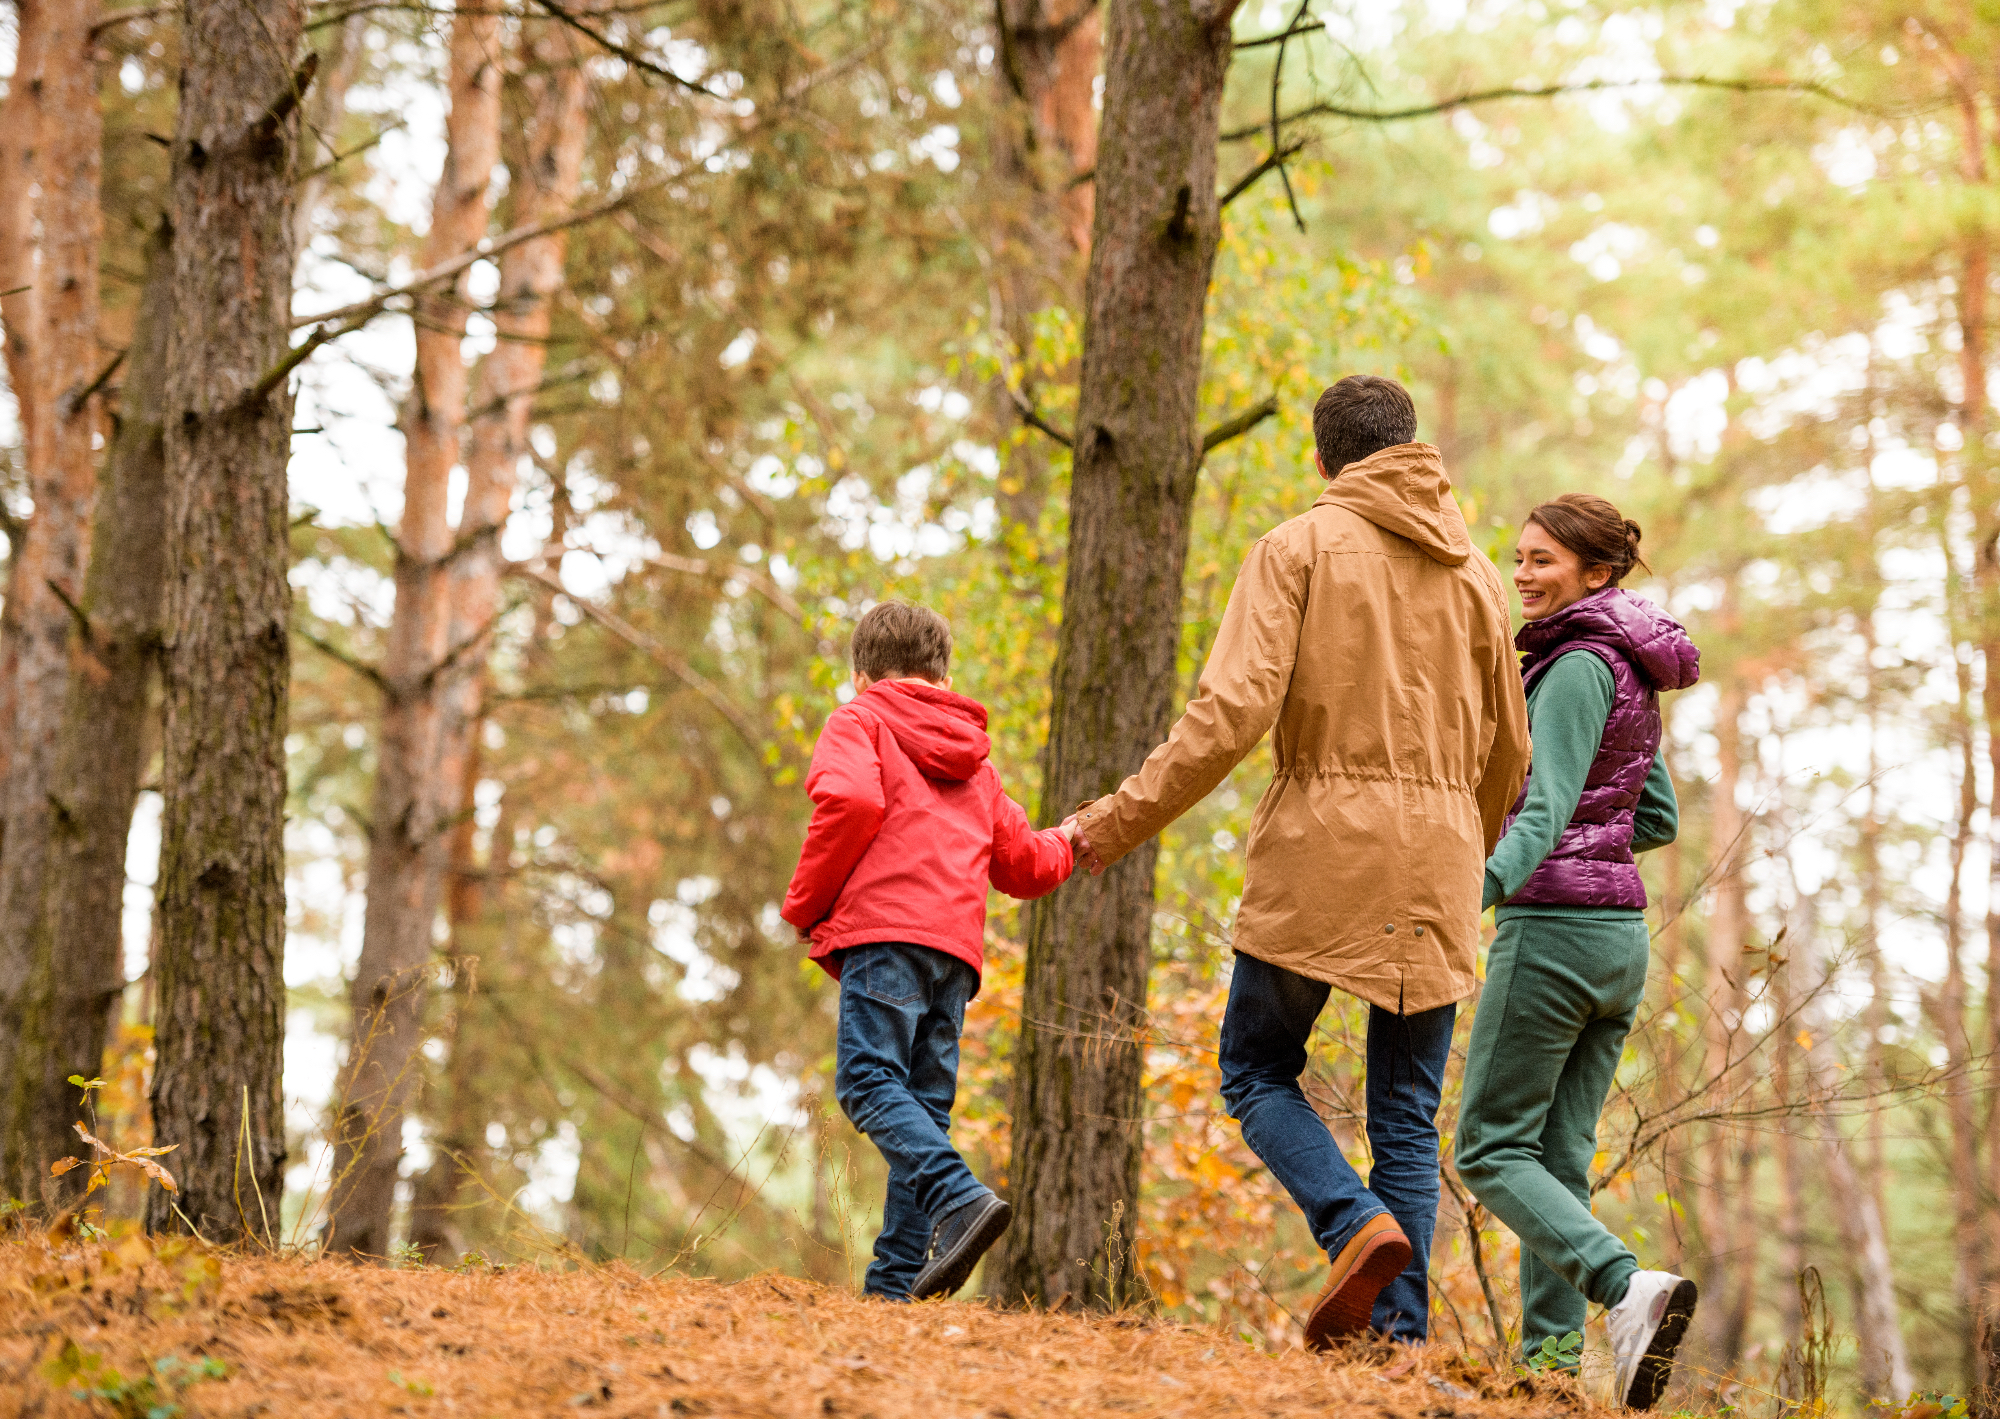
[295,7,369,265]
[404,24,589,1260]
[0,0,47,1122]
[989,0,1242,1309]
[998,0,1102,257]
[146,0,304,1243]
[441,17,587,794]
[0,0,103,1200]
[1771,942,1805,1361]
[327,10,504,1258]
[1782,866,1911,1398]
[7,219,171,1200]
[1966,243,2000,1350]
[1941,584,1985,1386]
[0,2,47,787]
[0,3,46,601]
[1691,678,1748,1372]
[989,0,1100,532]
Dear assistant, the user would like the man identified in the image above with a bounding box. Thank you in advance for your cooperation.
[1068,375,1530,1346]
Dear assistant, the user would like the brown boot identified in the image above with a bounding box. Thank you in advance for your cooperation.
[1302,1213,1412,1351]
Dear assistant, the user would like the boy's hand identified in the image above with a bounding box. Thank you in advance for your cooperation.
[1058,816,1106,877]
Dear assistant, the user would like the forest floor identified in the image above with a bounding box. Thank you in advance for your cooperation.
[0,1232,1600,1418]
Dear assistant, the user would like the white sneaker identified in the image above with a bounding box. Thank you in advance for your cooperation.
[1608,1270,1698,1409]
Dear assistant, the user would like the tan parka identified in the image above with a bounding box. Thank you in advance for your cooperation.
[1073,443,1531,1013]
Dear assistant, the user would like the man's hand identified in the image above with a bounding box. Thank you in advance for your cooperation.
[1058,815,1107,877]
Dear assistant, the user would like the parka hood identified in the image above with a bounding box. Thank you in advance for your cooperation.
[858,679,992,781]
[1516,587,1701,693]
[1313,442,1472,566]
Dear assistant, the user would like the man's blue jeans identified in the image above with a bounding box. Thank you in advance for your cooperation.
[832,941,991,1299]
[1218,951,1455,1342]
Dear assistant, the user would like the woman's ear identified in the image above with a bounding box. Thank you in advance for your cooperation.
[1585,565,1612,590]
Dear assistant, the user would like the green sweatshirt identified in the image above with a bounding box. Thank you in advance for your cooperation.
[1482,652,1677,915]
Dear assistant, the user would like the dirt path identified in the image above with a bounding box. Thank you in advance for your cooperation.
[0,1235,1591,1417]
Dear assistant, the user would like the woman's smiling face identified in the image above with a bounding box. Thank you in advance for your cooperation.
[1514,520,1609,621]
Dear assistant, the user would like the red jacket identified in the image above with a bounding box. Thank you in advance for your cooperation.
[780,680,1073,987]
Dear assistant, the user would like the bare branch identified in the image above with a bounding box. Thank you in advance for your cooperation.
[644,551,805,621]
[1219,140,1306,209]
[1235,18,1321,50]
[529,0,714,98]
[1201,394,1279,453]
[300,120,407,182]
[513,564,769,759]
[61,348,127,417]
[1265,0,1312,232]
[298,628,390,693]
[1220,74,1879,143]
[89,4,170,39]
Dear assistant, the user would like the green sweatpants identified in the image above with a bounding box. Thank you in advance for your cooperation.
[1455,908,1648,1354]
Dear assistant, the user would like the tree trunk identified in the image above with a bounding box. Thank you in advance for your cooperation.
[1692,679,1748,1372]
[1941,589,1985,1386]
[327,10,504,1258]
[0,0,103,1201]
[404,24,589,1260]
[441,16,586,803]
[1771,940,1805,1361]
[1967,248,2000,1354]
[0,5,46,668]
[7,219,171,1199]
[989,0,1242,1309]
[1653,807,1688,1274]
[989,0,1100,531]
[1789,883,1911,1399]
[0,0,46,1119]
[999,0,1102,257]
[146,0,304,1243]
[295,7,369,265]
[403,730,492,1261]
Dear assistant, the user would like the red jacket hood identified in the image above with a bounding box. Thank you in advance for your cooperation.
[857,680,991,782]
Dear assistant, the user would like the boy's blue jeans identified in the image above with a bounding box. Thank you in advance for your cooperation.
[1218,951,1455,1342]
[832,941,991,1299]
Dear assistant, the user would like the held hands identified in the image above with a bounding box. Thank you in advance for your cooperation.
[1058,815,1107,877]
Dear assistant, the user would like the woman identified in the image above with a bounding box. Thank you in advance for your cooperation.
[1454,494,1700,1410]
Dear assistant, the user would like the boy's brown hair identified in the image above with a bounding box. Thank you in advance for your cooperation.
[851,601,952,682]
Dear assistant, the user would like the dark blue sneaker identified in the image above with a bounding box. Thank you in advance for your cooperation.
[909,1194,1012,1300]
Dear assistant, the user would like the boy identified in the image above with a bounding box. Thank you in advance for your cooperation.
[781,601,1076,1301]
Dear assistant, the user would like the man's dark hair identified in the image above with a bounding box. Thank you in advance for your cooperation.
[851,600,953,682]
[1312,375,1418,476]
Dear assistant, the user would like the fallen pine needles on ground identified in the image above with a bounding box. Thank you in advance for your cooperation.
[0,1234,1596,1417]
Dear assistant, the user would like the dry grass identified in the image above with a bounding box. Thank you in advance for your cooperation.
[0,1234,1597,1417]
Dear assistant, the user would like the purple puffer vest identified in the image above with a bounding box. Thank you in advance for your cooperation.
[1504,587,1701,909]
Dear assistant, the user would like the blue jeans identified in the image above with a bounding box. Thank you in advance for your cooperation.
[1218,951,1455,1342]
[832,941,990,1299]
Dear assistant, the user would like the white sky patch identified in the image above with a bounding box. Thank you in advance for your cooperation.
[122,792,162,987]
[913,124,961,173]
[1488,190,1558,240]
[1569,222,1649,282]
[1814,126,1879,190]
[1663,369,1730,461]
[650,885,743,1003]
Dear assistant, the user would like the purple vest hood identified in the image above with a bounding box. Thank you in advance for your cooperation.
[1505,588,1700,909]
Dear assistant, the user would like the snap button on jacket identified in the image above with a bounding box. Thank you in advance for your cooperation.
[1073,443,1532,1013]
